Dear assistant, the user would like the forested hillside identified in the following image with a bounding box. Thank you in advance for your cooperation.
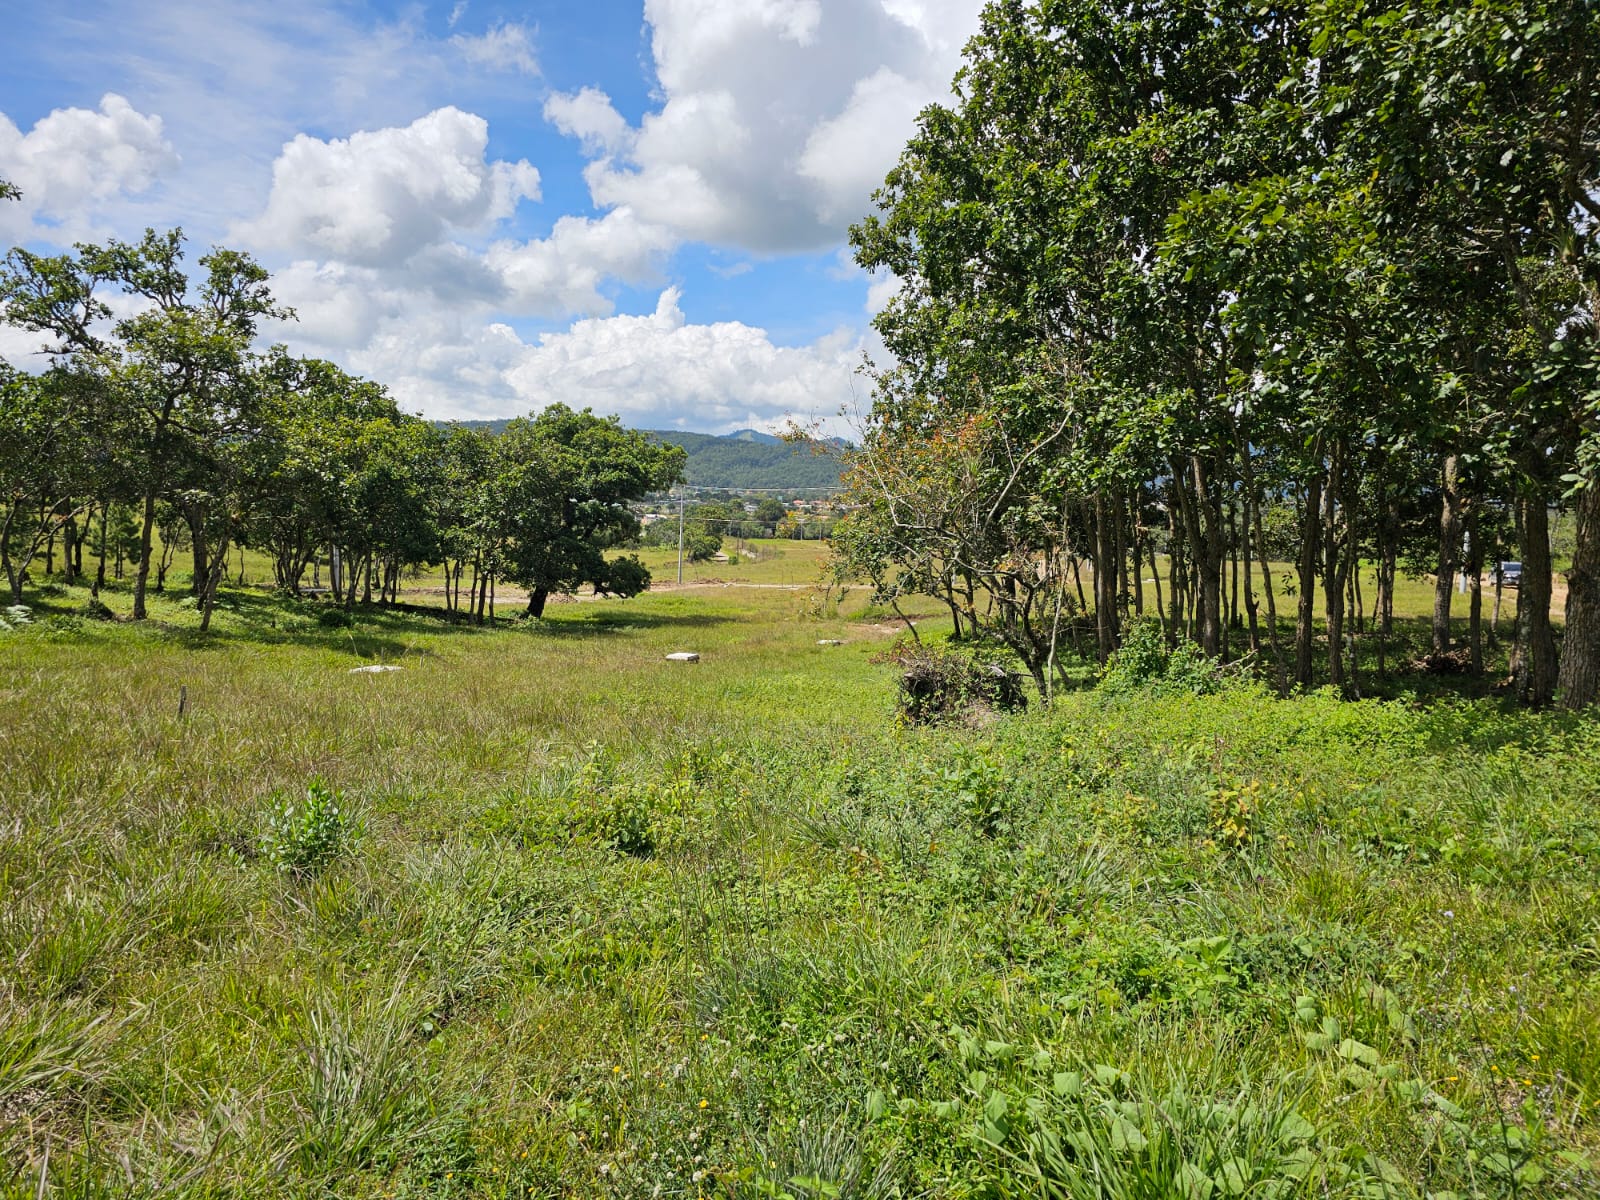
[443,421,846,490]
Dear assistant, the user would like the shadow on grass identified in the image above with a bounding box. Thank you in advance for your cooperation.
[21,584,739,652]
[521,607,737,638]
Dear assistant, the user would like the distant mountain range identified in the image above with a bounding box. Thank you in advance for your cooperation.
[439,420,846,491]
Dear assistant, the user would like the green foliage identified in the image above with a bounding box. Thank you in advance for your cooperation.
[938,1038,1382,1199]
[1100,621,1225,697]
[4,571,1600,1195]
[261,779,357,877]
[493,405,685,615]
[442,423,846,490]
[844,0,1600,706]
[686,528,724,562]
[487,744,747,860]
[650,429,844,490]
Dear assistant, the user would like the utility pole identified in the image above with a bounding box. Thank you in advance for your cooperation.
[677,488,685,584]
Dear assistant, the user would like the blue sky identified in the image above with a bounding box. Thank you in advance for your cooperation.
[0,1,984,432]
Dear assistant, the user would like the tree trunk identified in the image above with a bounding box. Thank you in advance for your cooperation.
[62,513,78,583]
[1190,457,1224,658]
[185,499,208,596]
[1324,447,1347,692]
[1432,454,1462,655]
[1228,500,1240,640]
[1148,541,1169,645]
[198,528,233,632]
[1,503,21,604]
[1131,505,1145,617]
[1466,508,1483,674]
[131,489,157,620]
[1558,483,1600,708]
[1252,497,1287,695]
[1120,499,1132,630]
[1513,496,1558,706]
[1295,475,1322,689]
[1093,491,1118,663]
[94,503,107,596]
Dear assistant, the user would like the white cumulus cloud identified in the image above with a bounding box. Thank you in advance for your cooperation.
[279,284,864,431]
[0,94,177,240]
[543,87,631,155]
[503,287,861,429]
[487,207,675,316]
[546,0,984,252]
[239,107,540,267]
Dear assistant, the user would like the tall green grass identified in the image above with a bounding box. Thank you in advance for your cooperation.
[1,579,1596,1196]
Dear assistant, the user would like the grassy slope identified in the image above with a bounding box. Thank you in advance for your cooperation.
[2,574,1598,1197]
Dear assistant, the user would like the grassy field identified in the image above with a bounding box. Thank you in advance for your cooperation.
[2,564,1597,1197]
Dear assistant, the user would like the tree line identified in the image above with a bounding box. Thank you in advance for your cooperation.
[0,223,684,629]
[836,0,1599,707]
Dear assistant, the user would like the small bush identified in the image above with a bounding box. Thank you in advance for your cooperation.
[1208,779,1264,853]
[35,614,85,640]
[317,607,354,629]
[78,597,115,621]
[0,605,32,633]
[1099,620,1222,697]
[262,779,358,877]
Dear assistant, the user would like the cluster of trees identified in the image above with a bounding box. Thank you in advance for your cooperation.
[0,221,684,628]
[837,0,1599,706]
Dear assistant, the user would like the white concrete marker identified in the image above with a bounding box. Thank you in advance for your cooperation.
[665,652,700,662]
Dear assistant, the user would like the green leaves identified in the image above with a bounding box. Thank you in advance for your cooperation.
[492,404,684,613]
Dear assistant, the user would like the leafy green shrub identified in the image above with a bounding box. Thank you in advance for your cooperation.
[317,607,354,628]
[262,779,358,877]
[34,614,85,640]
[1207,780,1264,853]
[78,597,115,621]
[1100,621,1222,697]
[0,604,31,632]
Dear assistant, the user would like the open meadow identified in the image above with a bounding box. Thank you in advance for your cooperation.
[2,558,1598,1199]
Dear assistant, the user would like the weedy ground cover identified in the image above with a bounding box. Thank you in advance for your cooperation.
[1,577,1596,1197]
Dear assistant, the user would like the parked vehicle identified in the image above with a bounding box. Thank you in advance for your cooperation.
[1498,561,1522,589]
